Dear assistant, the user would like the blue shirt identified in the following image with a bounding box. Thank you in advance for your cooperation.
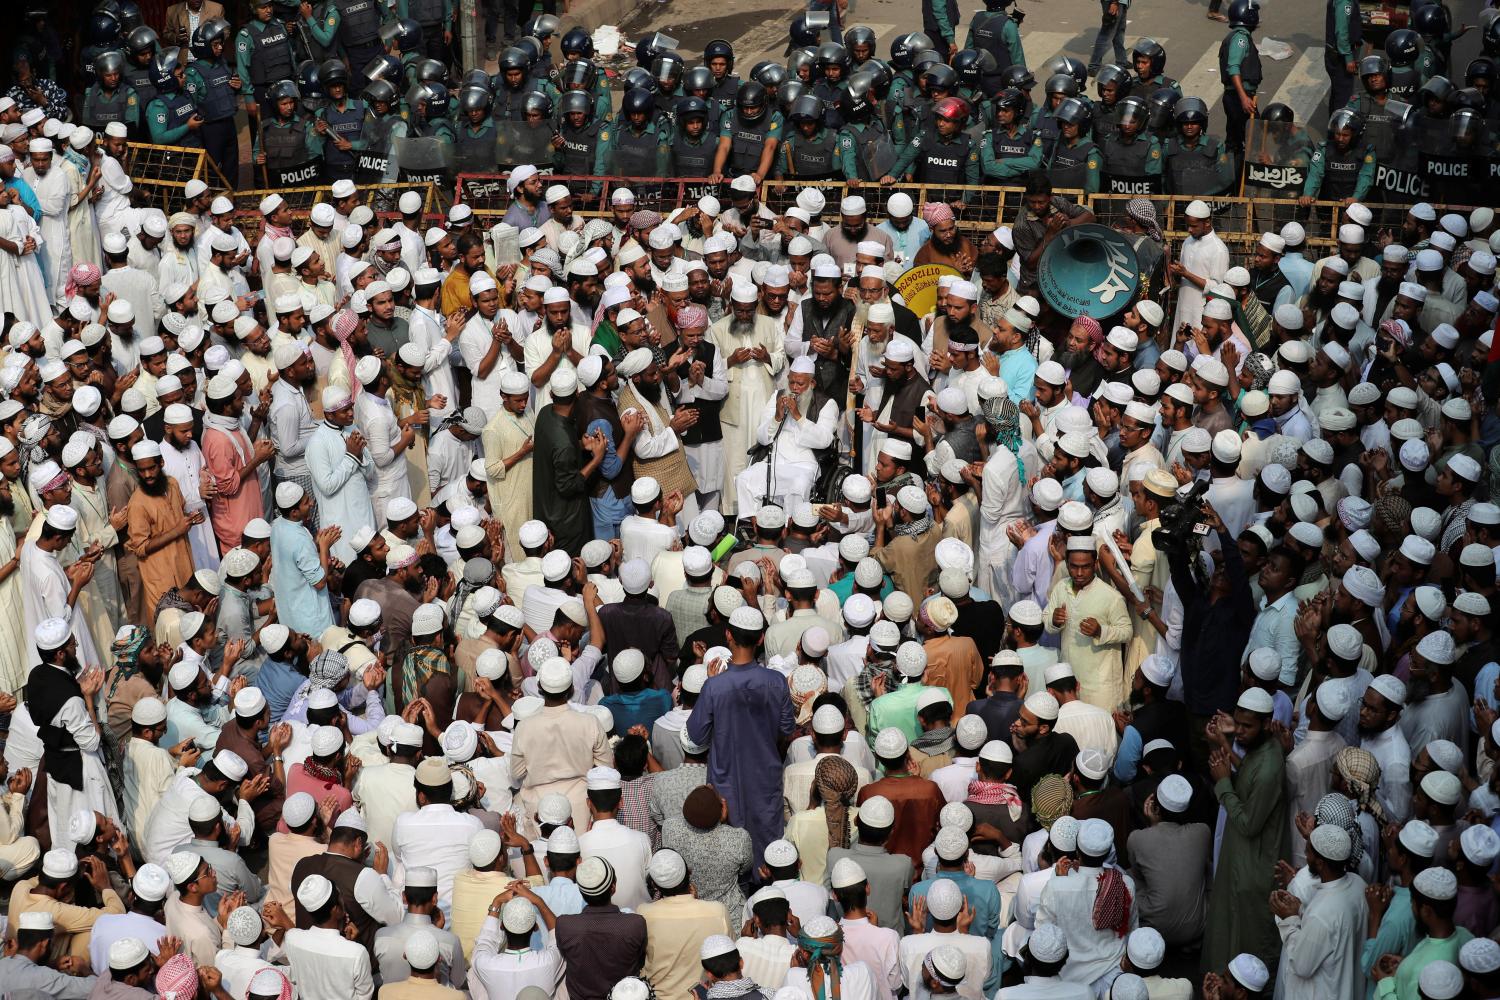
[997,348,1038,404]
[600,687,673,735]
[269,517,334,639]
[1280,251,1315,299]
[256,655,306,724]
[5,177,40,221]
[909,872,1001,938]
[878,218,932,264]
[1244,591,1300,687]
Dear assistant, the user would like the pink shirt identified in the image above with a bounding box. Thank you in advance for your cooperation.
[277,763,354,832]
[839,916,901,1000]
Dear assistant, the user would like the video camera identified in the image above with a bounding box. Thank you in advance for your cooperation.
[1151,478,1211,555]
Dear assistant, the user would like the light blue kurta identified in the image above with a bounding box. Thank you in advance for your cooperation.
[306,421,376,565]
[269,517,335,639]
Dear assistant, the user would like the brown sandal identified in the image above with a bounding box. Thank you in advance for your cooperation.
[1206,11,1228,20]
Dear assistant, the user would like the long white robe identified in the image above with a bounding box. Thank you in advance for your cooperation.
[68,481,124,663]
[162,440,221,572]
[22,163,74,309]
[39,670,120,848]
[101,266,163,342]
[59,157,100,271]
[481,407,534,562]
[710,313,787,515]
[977,445,1026,608]
[19,538,99,670]
[1272,872,1367,1000]
[1172,230,1230,332]
[94,154,137,238]
[353,392,410,529]
[0,204,51,329]
[305,422,376,565]
[0,518,25,697]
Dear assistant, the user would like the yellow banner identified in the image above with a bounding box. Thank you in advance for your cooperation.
[892,262,964,318]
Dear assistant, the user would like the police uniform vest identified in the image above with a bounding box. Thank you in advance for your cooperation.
[1326,0,1364,56]
[711,74,741,115]
[1128,74,1178,100]
[1048,137,1097,189]
[249,20,296,88]
[1103,134,1154,178]
[916,130,973,183]
[365,113,401,154]
[125,64,157,110]
[991,122,1037,163]
[83,86,133,127]
[653,91,678,133]
[1388,66,1419,102]
[156,90,201,146]
[1033,108,1060,150]
[494,85,532,122]
[610,124,662,176]
[1316,140,1366,199]
[1093,104,1122,145]
[408,0,445,27]
[671,131,716,176]
[847,119,896,180]
[1166,136,1223,194]
[560,119,604,174]
[263,118,309,167]
[1219,27,1262,94]
[192,60,238,122]
[677,340,723,444]
[412,118,455,141]
[923,0,960,47]
[292,852,381,953]
[322,99,366,165]
[728,113,773,174]
[335,0,381,47]
[1350,95,1402,161]
[455,119,495,164]
[812,79,844,128]
[968,11,1015,93]
[786,128,841,178]
[797,296,854,405]
[1411,110,1449,155]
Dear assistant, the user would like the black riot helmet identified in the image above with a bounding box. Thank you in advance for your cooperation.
[911,49,943,75]
[1043,55,1088,89]
[1412,3,1449,38]
[114,0,144,32]
[1227,0,1260,30]
[704,38,734,71]
[789,14,822,48]
[1451,108,1486,144]
[1094,63,1131,99]
[462,68,493,91]
[788,93,823,123]
[522,91,554,117]
[295,59,322,98]
[560,26,593,58]
[634,31,676,68]
[1259,101,1294,122]
[1360,54,1390,83]
[984,0,1016,7]
[993,87,1028,117]
[93,50,126,78]
[652,51,685,91]
[951,49,997,90]
[190,17,230,59]
[1001,64,1036,92]
[412,81,448,121]
[415,58,447,83]
[620,87,655,118]
[683,66,713,93]
[363,53,403,84]
[1131,37,1166,77]
[1055,96,1093,132]
[85,9,121,48]
[559,90,593,118]
[839,72,878,119]
[1418,74,1454,106]
[560,60,596,92]
[1467,56,1498,87]
[751,61,786,89]
[151,46,184,89]
[676,95,710,121]
[1173,95,1209,126]
[861,60,894,96]
[817,42,851,73]
[1115,95,1150,131]
[1452,86,1487,112]
[777,80,807,114]
[458,86,491,114]
[363,78,397,107]
[498,46,531,73]
[1044,73,1080,98]
[845,26,877,57]
[1485,16,1500,57]
[789,47,818,80]
[267,79,300,102]
[124,24,157,57]
[921,62,959,96]
[622,66,656,93]
[320,59,350,88]
[1386,29,1420,67]
[1328,107,1365,138]
[736,79,769,120]
[889,31,934,71]
[383,18,423,54]
[1146,87,1180,128]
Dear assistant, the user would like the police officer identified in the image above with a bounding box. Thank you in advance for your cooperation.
[1386,29,1423,103]
[82,51,141,134]
[981,86,1043,181]
[1300,108,1375,204]
[924,0,961,60]
[255,80,316,176]
[1092,64,1131,144]
[887,32,934,136]
[554,90,604,175]
[845,25,879,74]
[886,95,980,208]
[966,0,1024,96]
[494,47,557,121]
[146,48,202,147]
[597,87,670,177]
[397,0,453,63]
[1128,38,1178,98]
[1466,57,1498,120]
[669,97,719,178]
[898,61,958,146]
[839,77,898,182]
[1220,0,1261,158]
[236,0,297,120]
[185,19,240,176]
[315,60,366,181]
[650,53,686,132]
[1411,3,1458,79]
[1100,95,1164,193]
[451,85,495,169]
[681,67,724,134]
[561,60,614,127]
[362,78,407,165]
[952,50,997,128]
[123,25,159,118]
[1047,97,1101,193]
[1035,73,1079,156]
[712,80,780,182]
[378,19,426,85]
[561,30,612,114]
[704,38,740,114]
[1347,55,1406,162]
[1408,75,1455,160]
[779,93,853,180]
[524,15,561,83]
[1164,97,1233,194]
[329,0,388,91]
[409,81,456,141]
[1326,0,1362,115]
[812,43,852,128]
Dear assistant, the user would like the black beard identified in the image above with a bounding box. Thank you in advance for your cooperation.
[297,369,317,389]
[546,317,570,335]
[636,379,662,403]
[933,232,961,253]
[138,475,169,497]
[632,275,656,296]
[0,493,14,517]
[1307,287,1338,312]
[1406,676,1432,705]
[1058,348,1088,368]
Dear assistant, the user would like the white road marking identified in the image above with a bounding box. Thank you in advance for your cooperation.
[1017,31,1093,74]
[1175,44,1225,107]
[1265,46,1328,128]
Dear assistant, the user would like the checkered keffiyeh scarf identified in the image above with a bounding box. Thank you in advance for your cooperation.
[1334,746,1386,823]
[1125,198,1162,243]
[814,754,859,849]
[1030,774,1073,828]
[1314,791,1365,868]
[1092,865,1133,936]
[966,778,1021,808]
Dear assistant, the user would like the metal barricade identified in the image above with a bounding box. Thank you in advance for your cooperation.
[226,182,440,245]
[124,142,213,212]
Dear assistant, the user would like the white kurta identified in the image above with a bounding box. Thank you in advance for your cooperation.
[977,446,1026,607]
[94,154,137,238]
[1273,873,1367,1000]
[19,539,99,669]
[305,422,376,565]
[40,680,120,848]
[101,266,163,341]
[21,163,74,309]
[59,158,100,271]
[162,440,221,572]
[1172,230,1230,332]
[408,305,458,423]
[457,310,521,417]
[0,204,51,329]
[354,392,411,528]
[735,395,838,518]
[710,313,788,514]
[0,518,24,696]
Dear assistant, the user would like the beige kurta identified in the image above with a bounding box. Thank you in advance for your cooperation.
[0,518,25,696]
[60,158,100,271]
[710,313,788,514]
[1124,517,1170,675]
[70,480,124,658]
[481,407,534,563]
[1042,576,1134,710]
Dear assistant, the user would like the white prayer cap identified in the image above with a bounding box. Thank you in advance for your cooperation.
[1229,955,1270,992]
[297,873,335,911]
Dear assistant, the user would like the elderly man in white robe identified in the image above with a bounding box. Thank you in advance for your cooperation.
[307,385,376,566]
[351,356,412,530]
[20,138,74,308]
[160,404,221,573]
[20,500,101,671]
[1170,200,1229,333]
[711,280,788,516]
[734,356,839,521]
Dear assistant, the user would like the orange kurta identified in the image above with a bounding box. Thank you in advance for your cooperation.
[126,479,195,615]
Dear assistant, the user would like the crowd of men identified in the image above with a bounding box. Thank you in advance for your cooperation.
[3,1,1500,1000]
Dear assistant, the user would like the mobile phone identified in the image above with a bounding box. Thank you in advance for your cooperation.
[842,262,856,279]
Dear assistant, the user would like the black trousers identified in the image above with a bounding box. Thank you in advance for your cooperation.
[200,118,239,186]
[1325,49,1355,118]
[1220,88,1251,155]
[345,40,385,92]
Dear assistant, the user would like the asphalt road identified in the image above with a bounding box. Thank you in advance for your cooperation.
[615,0,1494,138]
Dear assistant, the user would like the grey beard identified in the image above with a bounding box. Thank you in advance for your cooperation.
[729,318,755,337]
